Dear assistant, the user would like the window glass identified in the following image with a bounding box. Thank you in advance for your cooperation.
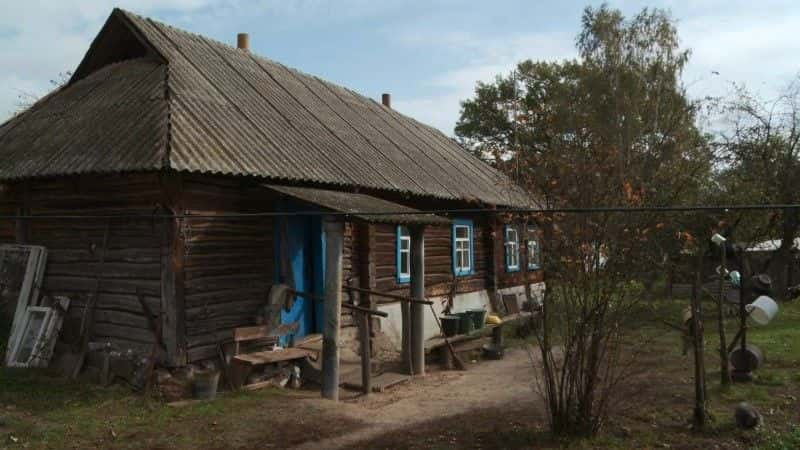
[527,228,541,270]
[453,221,473,276]
[504,226,520,271]
[397,226,411,283]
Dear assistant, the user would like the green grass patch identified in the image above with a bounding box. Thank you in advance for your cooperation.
[758,426,800,450]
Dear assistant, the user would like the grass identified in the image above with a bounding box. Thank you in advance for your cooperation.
[1,298,798,449]
[361,297,800,449]
[0,368,360,449]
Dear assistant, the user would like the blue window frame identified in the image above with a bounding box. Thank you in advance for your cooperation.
[504,225,520,272]
[452,219,474,276]
[396,225,411,283]
[527,227,541,271]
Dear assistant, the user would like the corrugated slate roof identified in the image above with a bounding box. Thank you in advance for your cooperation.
[265,185,451,225]
[0,8,531,207]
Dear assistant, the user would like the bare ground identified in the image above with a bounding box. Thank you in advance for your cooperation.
[289,346,543,450]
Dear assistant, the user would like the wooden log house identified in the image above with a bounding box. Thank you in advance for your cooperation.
[0,9,544,370]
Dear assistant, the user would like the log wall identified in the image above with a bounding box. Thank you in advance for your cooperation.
[369,216,542,302]
[2,174,167,356]
[371,217,489,301]
[178,175,361,362]
[0,171,543,367]
[180,175,276,362]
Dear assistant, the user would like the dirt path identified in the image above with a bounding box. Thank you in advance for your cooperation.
[289,347,541,450]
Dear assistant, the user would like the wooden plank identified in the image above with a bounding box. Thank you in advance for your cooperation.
[233,347,311,365]
[234,325,269,342]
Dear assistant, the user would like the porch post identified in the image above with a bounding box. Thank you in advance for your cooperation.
[322,218,344,400]
[410,225,426,375]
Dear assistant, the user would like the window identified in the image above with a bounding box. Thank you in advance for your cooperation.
[527,237,541,270]
[504,225,520,272]
[527,227,542,270]
[396,226,411,283]
[452,219,473,276]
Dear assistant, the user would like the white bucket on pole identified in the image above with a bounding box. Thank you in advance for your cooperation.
[746,296,779,325]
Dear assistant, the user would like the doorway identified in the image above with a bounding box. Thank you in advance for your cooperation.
[275,213,325,343]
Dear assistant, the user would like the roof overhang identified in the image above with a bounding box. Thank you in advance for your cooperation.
[264,185,450,225]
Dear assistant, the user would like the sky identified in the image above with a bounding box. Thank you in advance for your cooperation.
[0,0,798,135]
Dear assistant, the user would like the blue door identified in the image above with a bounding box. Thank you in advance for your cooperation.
[275,214,325,343]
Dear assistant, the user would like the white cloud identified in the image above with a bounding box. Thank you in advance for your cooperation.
[394,1,800,135]
[0,0,215,121]
[393,30,575,134]
[681,8,800,101]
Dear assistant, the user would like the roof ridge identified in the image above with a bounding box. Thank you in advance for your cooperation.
[116,8,457,140]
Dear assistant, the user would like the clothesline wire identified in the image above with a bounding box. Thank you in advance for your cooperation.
[0,203,799,220]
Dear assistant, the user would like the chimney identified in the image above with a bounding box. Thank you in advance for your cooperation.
[237,33,250,51]
[381,93,391,108]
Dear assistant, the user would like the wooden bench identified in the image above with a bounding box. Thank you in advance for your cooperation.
[231,323,312,389]
[424,311,535,354]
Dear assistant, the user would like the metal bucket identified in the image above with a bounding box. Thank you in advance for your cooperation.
[730,344,764,372]
[193,369,220,399]
[467,308,487,330]
[457,312,474,335]
[440,315,460,337]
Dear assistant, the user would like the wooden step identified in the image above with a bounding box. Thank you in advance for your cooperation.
[342,371,411,393]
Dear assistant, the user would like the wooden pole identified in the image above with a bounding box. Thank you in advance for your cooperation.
[322,219,343,401]
[691,250,707,429]
[717,244,730,386]
[401,299,412,374]
[342,285,433,305]
[410,225,426,376]
[358,310,372,394]
[287,288,387,317]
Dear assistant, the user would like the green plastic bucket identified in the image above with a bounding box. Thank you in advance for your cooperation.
[468,308,487,330]
[440,315,460,337]
[457,312,474,335]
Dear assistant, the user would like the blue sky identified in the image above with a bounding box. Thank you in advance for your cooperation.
[1,0,799,135]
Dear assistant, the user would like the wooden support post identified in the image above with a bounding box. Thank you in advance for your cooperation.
[322,218,344,400]
[410,225,426,376]
[160,174,186,367]
[401,300,411,374]
[358,310,372,394]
